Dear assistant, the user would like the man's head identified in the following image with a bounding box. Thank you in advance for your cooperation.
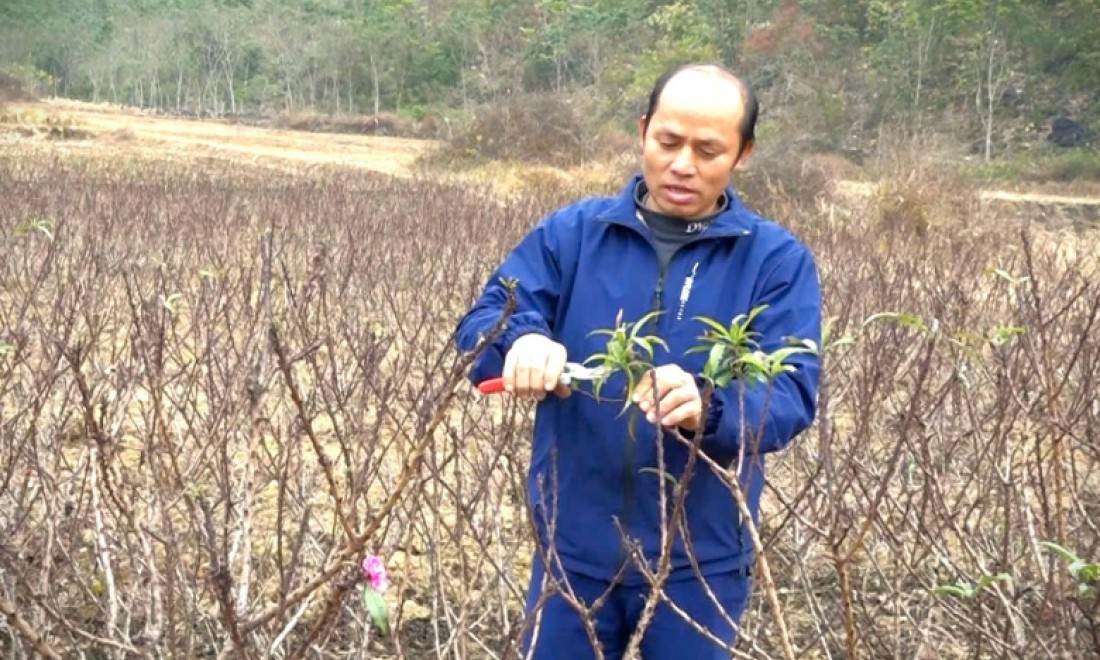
[639,63,758,220]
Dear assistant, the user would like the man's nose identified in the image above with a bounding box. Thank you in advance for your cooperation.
[670,146,695,175]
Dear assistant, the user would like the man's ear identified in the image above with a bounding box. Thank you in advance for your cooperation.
[638,115,649,146]
[734,140,755,169]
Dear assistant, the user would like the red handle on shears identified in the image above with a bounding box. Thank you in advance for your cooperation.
[477,377,507,394]
[475,365,590,395]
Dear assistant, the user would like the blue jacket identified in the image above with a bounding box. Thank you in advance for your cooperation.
[455,175,821,585]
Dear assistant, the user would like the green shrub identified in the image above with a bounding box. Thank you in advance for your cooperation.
[441,92,632,168]
[966,148,1100,183]
[1046,149,1100,182]
[0,67,37,104]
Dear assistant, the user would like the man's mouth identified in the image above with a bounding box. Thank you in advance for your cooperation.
[663,185,697,205]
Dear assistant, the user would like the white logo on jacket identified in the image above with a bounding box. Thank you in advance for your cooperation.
[676,262,700,321]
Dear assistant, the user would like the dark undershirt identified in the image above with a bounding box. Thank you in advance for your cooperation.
[633,182,728,273]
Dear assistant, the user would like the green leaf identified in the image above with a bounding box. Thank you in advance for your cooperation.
[789,337,820,354]
[629,310,664,339]
[744,304,768,326]
[989,325,1026,346]
[692,315,733,335]
[976,573,1012,589]
[632,336,660,361]
[864,312,928,333]
[734,351,769,373]
[826,334,856,351]
[1041,542,1100,583]
[1068,561,1100,582]
[15,217,54,241]
[989,267,1028,285]
[639,467,678,486]
[362,589,390,636]
[932,583,974,599]
[698,343,728,382]
[767,345,815,365]
[161,293,183,315]
[1042,541,1083,566]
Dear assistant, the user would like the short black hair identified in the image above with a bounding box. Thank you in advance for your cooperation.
[642,62,759,159]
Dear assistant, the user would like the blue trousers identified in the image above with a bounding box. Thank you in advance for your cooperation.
[521,559,752,659]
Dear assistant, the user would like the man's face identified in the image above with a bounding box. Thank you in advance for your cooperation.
[639,72,750,220]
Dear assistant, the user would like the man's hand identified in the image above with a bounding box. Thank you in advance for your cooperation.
[632,365,704,431]
[502,334,572,401]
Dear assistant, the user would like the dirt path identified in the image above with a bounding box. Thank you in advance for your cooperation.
[834,179,1100,206]
[979,190,1100,205]
[1,99,438,175]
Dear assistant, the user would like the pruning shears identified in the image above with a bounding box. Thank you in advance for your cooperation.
[476,362,607,394]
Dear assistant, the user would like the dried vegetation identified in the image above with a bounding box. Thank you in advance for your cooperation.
[1,145,1099,658]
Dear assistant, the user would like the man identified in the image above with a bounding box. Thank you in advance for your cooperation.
[454,63,821,659]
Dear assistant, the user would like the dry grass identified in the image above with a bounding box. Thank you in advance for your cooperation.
[2,110,1100,658]
[2,99,438,176]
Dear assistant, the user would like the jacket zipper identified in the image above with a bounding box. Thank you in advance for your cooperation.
[606,208,751,569]
[621,250,672,574]
[652,267,666,329]
[619,233,670,574]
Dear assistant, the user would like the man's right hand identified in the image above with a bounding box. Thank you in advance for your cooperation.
[502,334,572,400]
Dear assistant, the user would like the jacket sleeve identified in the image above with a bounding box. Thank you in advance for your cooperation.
[454,213,567,385]
[696,242,822,461]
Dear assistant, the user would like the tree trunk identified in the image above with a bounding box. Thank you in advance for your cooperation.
[308,67,316,108]
[459,39,469,113]
[913,17,936,134]
[347,67,355,114]
[225,59,237,114]
[176,65,184,110]
[977,34,1008,163]
[370,52,380,116]
[222,30,237,115]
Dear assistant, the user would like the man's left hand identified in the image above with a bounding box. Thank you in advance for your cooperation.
[632,365,703,432]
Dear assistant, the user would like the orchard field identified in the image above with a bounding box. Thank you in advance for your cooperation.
[2,108,1100,658]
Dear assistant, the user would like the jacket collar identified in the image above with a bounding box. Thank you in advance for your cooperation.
[595,174,756,238]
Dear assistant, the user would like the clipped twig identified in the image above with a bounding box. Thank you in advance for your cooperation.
[199,498,252,660]
[0,591,64,659]
[242,285,518,636]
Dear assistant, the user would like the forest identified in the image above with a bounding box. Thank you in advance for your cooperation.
[1,0,1098,163]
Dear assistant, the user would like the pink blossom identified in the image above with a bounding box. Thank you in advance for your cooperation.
[361,554,389,593]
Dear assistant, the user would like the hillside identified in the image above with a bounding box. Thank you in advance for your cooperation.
[1,0,1097,164]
